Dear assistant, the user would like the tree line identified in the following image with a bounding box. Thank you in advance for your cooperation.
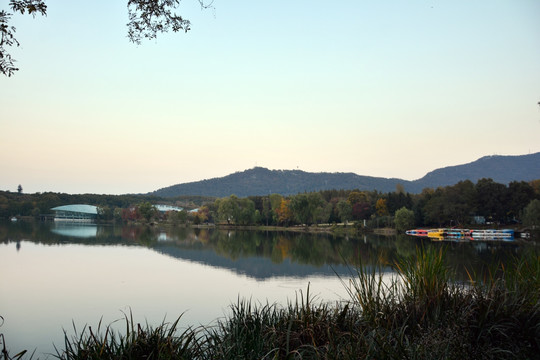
[0,190,211,220]
[2,178,540,230]
[192,178,540,230]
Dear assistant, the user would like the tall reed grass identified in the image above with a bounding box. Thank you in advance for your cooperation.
[2,248,538,359]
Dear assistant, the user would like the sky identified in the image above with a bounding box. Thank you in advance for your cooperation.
[1,0,539,195]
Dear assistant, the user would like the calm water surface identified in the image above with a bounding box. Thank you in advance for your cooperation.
[0,221,527,358]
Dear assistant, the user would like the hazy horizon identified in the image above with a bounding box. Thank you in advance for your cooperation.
[3,151,538,195]
[2,1,539,195]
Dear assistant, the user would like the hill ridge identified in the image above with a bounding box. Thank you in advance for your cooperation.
[150,152,540,197]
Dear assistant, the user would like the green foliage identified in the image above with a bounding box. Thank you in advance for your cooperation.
[522,199,540,227]
[475,178,507,223]
[1,176,539,229]
[168,209,188,225]
[137,201,156,222]
[288,193,324,225]
[394,207,415,232]
[336,200,352,223]
[395,246,454,308]
[55,311,200,360]
[289,194,311,225]
[97,206,113,221]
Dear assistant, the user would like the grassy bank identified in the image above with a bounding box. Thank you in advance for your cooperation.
[2,248,538,360]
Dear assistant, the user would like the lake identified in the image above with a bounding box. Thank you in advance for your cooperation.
[0,221,528,358]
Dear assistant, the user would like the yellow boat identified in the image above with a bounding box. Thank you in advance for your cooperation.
[427,229,446,238]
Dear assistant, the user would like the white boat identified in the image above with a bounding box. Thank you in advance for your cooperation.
[470,229,514,239]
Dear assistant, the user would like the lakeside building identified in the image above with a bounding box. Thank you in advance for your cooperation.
[155,204,183,212]
[51,204,98,222]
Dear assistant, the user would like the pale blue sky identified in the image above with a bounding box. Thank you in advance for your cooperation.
[1,0,539,194]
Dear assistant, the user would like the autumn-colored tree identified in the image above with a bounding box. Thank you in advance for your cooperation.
[529,179,540,196]
[276,199,293,226]
[271,236,292,263]
[121,207,140,222]
[347,191,367,206]
[196,206,209,223]
[375,198,388,217]
[268,193,283,225]
[352,202,371,220]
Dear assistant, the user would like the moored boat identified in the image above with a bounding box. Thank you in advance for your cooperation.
[470,229,514,239]
[405,229,430,236]
[406,228,514,241]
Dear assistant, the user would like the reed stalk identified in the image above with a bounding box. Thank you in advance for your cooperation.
[2,249,538,359]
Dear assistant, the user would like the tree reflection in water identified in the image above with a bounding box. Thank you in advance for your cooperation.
[0,221,528,282]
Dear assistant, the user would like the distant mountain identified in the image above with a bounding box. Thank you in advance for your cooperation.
[151,167,403,197]
[409,153,540,192]
[150,153,540,197]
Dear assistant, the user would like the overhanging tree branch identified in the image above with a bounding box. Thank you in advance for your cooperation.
[1,1,47,76]
[1,0,213,76]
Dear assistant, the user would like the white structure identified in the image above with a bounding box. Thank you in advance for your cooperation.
[51,204,98,222]
[155,204,183,212]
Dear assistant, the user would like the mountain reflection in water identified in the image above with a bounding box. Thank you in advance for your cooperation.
[0,221,533,358]
[0,221,527,281]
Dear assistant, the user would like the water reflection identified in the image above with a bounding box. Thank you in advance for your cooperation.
[50,223,98,238]
[0,221,529,281]
[0,221,535,358]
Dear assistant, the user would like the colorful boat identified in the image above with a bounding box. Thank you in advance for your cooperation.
[406,228,514,241]
[405,229,430,236]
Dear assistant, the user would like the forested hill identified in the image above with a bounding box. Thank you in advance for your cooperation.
[151,167,403,198]
[410,152,540,191]
[150,153,540,197]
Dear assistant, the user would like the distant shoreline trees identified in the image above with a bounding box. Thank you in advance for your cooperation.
[1,178,539,230]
